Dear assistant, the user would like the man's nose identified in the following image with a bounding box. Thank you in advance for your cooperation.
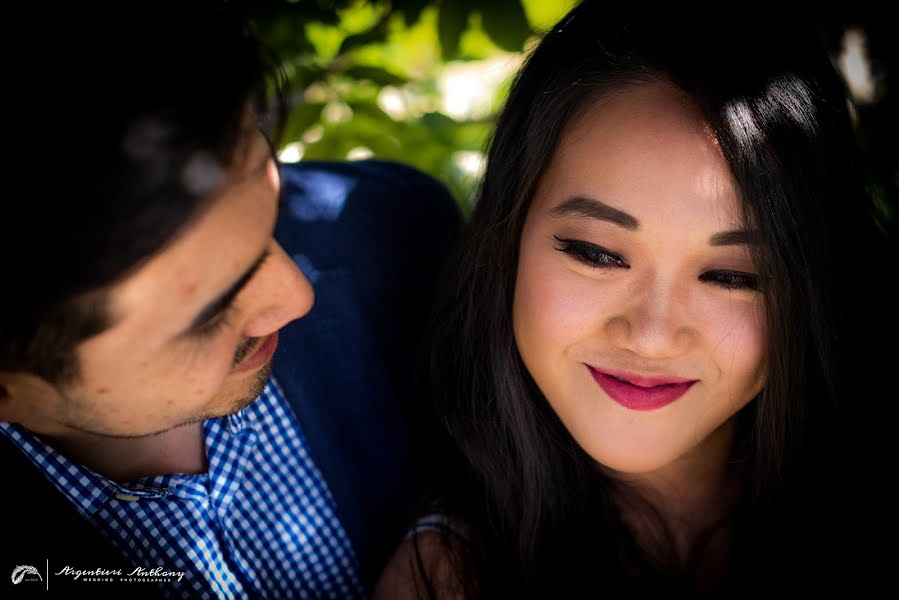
[242,242,314,338]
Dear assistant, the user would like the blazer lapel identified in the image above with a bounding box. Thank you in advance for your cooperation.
[272,267,412,580]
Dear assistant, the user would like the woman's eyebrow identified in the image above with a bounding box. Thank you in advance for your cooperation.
[550,196,639,230]
[550,196,757,246]
[709,230,757,246]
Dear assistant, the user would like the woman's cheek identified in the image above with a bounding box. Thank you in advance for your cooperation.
[697,293,767,389]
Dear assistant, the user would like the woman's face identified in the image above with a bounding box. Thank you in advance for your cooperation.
[513,81,767,476]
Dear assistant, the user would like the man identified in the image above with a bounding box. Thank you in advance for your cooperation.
[1,4,460,598]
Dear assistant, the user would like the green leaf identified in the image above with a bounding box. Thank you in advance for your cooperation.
[348,101,393,121]
[282,64,328,94]
[340,65,408,85]
[480,0,531,52]
[305,21,346,61]
[391,0,431,26]
[301,134,347,160]
[520,0,578,32]
[419,111,459,142]
[337,1,384,34]
[450,121,491,150]
[338,28,389,55]
[457,13,503,59]
[438,1,472,60]
[282,102,326,146]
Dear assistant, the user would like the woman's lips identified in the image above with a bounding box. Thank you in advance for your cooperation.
[586,365,697,411]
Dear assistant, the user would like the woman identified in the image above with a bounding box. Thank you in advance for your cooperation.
[377,2,895,597]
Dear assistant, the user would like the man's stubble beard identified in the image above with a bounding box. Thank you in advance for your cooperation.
[57,359,274,440]
[229,359,273,414]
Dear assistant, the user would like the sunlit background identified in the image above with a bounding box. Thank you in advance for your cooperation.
[249,1,896,224]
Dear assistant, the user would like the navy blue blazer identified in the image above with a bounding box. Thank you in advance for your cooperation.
[1,160,462,596]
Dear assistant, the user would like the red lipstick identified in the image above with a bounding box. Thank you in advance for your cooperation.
[586,366,696,411]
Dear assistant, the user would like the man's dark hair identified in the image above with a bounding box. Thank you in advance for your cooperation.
[2,3,283,383]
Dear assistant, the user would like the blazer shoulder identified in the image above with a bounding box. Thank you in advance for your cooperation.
[277,159,461,232]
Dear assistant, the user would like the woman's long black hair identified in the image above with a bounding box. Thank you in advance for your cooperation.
[420,1,895,597]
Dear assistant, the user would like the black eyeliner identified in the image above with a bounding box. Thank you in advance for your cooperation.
[553,235,629,268]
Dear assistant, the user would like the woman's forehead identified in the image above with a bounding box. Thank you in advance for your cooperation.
[535,82,742,227]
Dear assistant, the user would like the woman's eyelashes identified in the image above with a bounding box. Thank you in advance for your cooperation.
[699,270,760,291]
[553,236,628,268]
[552,235,759,291]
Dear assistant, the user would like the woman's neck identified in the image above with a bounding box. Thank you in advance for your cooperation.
[606,418,746,581]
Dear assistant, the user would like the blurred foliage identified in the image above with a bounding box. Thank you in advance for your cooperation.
[247,0,576,211]
[247,1,896,228]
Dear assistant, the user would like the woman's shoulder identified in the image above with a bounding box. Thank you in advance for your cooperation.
[373,513,472,600]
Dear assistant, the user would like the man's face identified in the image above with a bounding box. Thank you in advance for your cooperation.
[35,130,313,438]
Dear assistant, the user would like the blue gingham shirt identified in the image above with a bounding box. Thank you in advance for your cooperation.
[0,377,364,599]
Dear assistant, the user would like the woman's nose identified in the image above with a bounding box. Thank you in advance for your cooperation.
[604,274,695,359]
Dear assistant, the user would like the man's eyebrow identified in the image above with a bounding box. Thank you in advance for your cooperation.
[549,196,639,230]
[186,249,270,331]
[709,230,757,246]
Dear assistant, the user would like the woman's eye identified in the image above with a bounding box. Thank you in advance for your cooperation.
[699,270,760,291]
[551,236,757,291]
[553,236,629,269]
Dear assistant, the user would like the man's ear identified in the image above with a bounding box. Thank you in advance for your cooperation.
[0,372,61,424]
